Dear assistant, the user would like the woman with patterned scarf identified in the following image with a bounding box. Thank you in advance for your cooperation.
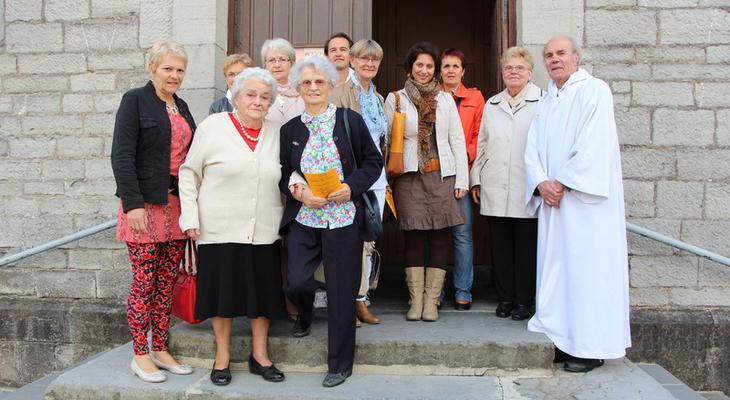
[384,42,469,322]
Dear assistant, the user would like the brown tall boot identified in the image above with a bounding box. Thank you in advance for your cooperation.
[405,267,425,321]
[422,267,446,322]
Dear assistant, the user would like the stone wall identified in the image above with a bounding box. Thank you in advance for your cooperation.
[0,0,227,387]
[520,0,730,307]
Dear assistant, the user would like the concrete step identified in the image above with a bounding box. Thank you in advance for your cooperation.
[44,343,687,400]
[169,300,553,375]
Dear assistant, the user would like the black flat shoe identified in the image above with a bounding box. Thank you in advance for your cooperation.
[495,302,514,318]
[511,304,534,321]
[248,354,285,382]
[210,361,231,386]
[564,358,604,373]
[292,315,311,338]
[322,370,352,387]
[454,301,471,311]
[553,347,571,363]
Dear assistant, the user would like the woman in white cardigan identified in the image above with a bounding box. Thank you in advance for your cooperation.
[470,47,543,322]
[384,42,468,322]
[178,68,285,386]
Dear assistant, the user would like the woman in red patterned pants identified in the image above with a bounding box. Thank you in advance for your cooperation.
[111,40,197,383]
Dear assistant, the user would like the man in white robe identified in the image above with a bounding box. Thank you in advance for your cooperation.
[524,36,631,373]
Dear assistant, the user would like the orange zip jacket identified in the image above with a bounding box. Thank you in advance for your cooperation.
[446,84,485,170]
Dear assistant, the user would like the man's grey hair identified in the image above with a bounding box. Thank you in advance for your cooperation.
[230,67,278,104]
[544,35,582,57]
[260,38,296,66]
[288,54,339,90]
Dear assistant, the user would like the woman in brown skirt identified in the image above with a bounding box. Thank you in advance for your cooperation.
[383,42,469,322]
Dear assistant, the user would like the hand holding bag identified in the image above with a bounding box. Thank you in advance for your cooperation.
[172,238,203,324]
[386,91,406,179]
[343,108,383,241]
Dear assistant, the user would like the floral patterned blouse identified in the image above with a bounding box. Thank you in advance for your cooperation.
[295,103,356,229]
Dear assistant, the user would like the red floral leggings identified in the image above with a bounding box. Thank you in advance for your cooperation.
[126,240,186,355]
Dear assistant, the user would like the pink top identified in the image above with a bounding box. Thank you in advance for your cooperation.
[116,112,192,243]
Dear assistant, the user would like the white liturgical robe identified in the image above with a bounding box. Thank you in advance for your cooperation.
[524,68,631,359]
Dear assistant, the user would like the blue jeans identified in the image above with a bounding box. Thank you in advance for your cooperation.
[451,195,474,302]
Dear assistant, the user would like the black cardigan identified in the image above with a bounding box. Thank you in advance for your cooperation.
[111,81,196,213]
[279,108,384,237]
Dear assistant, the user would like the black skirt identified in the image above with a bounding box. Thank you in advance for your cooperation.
[194,242,286,321]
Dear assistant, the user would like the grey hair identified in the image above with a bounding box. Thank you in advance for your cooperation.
[230,67,278,105]
[147,40,188,70]
[288,54,339,90]
[260,38,296,66]
[544,35,582,57]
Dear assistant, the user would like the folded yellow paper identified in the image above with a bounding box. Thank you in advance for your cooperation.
[385,190,397,218]
[304,169,342,198]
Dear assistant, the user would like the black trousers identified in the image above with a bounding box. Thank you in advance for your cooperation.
[285,220,363,374]
[488,216,537,305]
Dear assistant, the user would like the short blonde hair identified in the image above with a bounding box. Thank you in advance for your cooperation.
[500,46,534,71]
[223,53,253,73]
[350,39,383,60]
[147,40,188,70]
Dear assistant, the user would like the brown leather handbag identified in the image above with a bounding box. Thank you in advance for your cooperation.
[386,91,406,178]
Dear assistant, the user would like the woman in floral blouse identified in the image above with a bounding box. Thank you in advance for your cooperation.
[278,54,382,388]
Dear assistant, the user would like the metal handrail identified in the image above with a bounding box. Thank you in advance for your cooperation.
[1,219,728,268]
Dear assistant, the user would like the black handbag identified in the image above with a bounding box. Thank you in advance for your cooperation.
[342,108,383,241]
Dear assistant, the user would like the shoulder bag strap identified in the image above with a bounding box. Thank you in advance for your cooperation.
[393,91,401,113]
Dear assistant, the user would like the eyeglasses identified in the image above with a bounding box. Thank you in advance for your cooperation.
[503,65,529,72]
[355,56,381,65]
[300,79,328,87]
[265,57,291,65]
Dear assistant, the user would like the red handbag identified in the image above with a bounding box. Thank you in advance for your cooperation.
[172,239,203,324]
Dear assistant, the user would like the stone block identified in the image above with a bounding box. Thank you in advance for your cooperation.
[593,64,651,81]
[41,197,105,216]
[54,343,112,370]
[718,110,730,145]
[0,217,25,247]
[76,226,122,250]
[56,137,105,157]
[698,258,730,287]
[628,217,681,256]
[621,147,675,179]
[0,54,17,75]
[68,248,128,270]
[0,182,23,195]
[0,160,41,180]
[696,82,730,108]
[177,87,217,123]
[23,114,83,135]
[519,0,584,46]
[0,95,13,112]
[87,51,145,70]
[1,197,39,216]
[34,271,96,298]
[623,180,655,218]
[612,81,631,94]
[653,64,730,80]
[21,215,76,250]
[91,0,140,17]
[115,71,150,91]
[173,45,217,88]
[660,9,730,45]
[24,181,65,195]
[94,92,123,112]
[42,159,85,180]
[0,116,21,137]
[12,93,62,114]
[677,149,730,180]
[0,341,19,384]
[8,138,56,158]
[17,341,58,383]
[67,300,129,344]
[629,287,670,306]
[69,73,116,92]
[45,0,90,21]
[670,287,730,306]
[85,159,114,179]
[139,0,173,47]
[3,75,68,93]
[5,22,63,53]
[17,53,87,74]
[612,93,631,107]
[96,270,130,299]
[630,255,698,287]
[633,82,694,107]
[64,20,138,52]
[707,45,730,63]
[700,0,730,4]
[586,0,636,6]
[638,0,698,5]
[62,93,94,113]
[682,220,730,255]
[653,109,714,146]
[4,0,42,21]
[636,46,706,63]
[586,10,656,46]
[65,179,116,196]
[656,180,704,219]
[173,14,217,46]
[0,269,36,295]
[705,182,730,219]
[615,107,651,145]
[84,113,116,134]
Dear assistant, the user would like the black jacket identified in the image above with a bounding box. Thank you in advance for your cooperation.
[279,108,384,238]
[111,81,196,213]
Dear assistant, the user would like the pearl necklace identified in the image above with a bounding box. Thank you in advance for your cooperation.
[234,113,260,142]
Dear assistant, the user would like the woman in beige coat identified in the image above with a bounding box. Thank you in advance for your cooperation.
[470,46,543,321]
[385,42,468,322]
